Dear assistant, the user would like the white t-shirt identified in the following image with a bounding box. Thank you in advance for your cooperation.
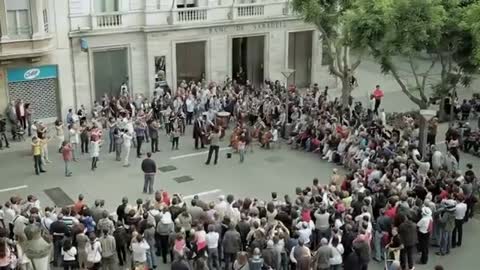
[86,240,102,263]
[455,203,467,220]
[4,208,15,225]
[69,129,79,144]
[186,99,195,113]
[272,129,278,142]
[62,247,77,261]
[417,216,432,234]
[206,232,219,249]
[329,244,344,265]
[131,241,150,263]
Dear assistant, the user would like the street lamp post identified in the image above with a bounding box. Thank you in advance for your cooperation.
[419,109,437,158]
[281,69,295,138]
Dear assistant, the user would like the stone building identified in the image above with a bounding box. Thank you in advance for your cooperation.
[1,0,333,121]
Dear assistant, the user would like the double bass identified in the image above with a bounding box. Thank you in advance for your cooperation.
[261,128,273,148]
[230,124,243,151]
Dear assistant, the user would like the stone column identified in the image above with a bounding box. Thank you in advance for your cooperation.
[0,0,9,41]
[89,0,95,29]
[30,0,46,38]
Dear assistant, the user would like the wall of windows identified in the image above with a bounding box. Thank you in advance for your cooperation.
[94,0,120,13]
[6,0,31,37]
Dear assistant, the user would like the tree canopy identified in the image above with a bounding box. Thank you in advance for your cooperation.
[291,0,361,105]
[345,0,479,109]
[464,0,480,63]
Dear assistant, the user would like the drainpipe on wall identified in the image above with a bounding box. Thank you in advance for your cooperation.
[67,0,79,111]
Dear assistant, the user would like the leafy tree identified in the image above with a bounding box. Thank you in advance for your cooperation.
[346,0,479,155]
[346,0,478,110]
[291,0,361,106]
[346,0,447,109]
[463,1,480,63]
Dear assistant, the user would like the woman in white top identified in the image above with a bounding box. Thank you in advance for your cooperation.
[68,124,79,161]
[131,234,150,266]
[329,236,344,270]
[86,234,102,270]
[61,239,77,270]
[55,120,65,152]
[90,139,101,171]
[122,131,133,167]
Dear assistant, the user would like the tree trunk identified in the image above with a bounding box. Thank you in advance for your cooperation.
[418,102,430,159]
[418,116,428,159]
[340,78,352,107]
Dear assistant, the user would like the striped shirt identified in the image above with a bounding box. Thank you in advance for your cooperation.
[62,216,78,228]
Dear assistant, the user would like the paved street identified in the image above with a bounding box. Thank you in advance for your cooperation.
[1,61,480,270]
[0,122,479,270]
[329,56,479,113]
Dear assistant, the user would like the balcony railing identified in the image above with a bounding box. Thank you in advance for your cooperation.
[69,0,293,32]
[96,13,123,28]
[236,4,264,17]
[176,8,208,23]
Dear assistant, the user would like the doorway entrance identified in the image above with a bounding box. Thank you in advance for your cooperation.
[232,36,264,87]
[288,31,312,87]
[93,48,128,101]
[176,41,206,84]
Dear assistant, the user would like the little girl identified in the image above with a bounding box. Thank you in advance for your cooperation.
[238,136,246,163]
[173,233,186,257]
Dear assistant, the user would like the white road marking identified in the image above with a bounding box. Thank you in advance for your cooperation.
[183,189,222,200]
[170,147,231,160]
[0,185,28,193]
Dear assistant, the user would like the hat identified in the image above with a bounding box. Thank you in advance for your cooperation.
[421,207,432,217]
[443,199,456,211]
[267,240,274,248]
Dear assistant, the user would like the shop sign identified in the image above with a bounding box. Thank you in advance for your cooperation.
[7,65,58,83]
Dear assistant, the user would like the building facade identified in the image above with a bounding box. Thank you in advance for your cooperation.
[0,0,74,122]
[69,0,335,110]
[1,0,333,121]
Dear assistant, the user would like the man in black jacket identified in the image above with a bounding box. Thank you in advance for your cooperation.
[398,214,418,270]
[141,152,157,194]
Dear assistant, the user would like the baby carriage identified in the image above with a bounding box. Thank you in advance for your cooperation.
[384,247,400,270]
[12,123,25,142]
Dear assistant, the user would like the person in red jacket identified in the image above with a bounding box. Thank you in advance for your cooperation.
[372,85,384,115]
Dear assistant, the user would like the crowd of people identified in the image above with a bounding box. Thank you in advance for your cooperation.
[0,77,477,270]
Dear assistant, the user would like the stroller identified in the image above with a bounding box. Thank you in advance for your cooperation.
[384,247,400,270]
[12,122,25,142]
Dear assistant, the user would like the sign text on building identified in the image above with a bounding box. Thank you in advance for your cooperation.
[208,21,286,34]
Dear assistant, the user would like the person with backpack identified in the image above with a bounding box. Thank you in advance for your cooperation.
[99,229,116,270]
[61,239,77,270]
[113,222,128,266]
[86,233,102,270]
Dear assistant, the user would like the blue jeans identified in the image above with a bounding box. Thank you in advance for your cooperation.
[239,149,245,163]
[53,238,62,266]
[373,230,385,260]
[439,229,452,255]
[208,248,220,270]
[109,132,115,152]
[146,248,156,268]
[143,174,155,194]
[64,160,71,176]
